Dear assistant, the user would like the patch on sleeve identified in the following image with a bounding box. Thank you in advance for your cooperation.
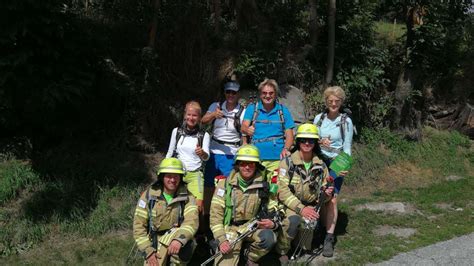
[138,199,146,208]
[279,168,287,177]
[216,188,225,197]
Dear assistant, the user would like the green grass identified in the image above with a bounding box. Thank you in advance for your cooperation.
[0,159,40,203]
[0,166,140,257]
[374,21,406,44]
[0,233,141,265]
[0,127,472,263]
[349,127,472,185]
[334,176,474,264]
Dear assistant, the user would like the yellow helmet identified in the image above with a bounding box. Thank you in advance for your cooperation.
[157,158,185,175]
[235,144,260,163]
[296,123,319,139]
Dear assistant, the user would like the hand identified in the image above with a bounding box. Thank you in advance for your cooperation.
[325,186,334,197]
[219,240,232,254]
[247,125,255,137]
[196,199,204,213]
[146,252,158,266]
[339,170,348,177]
[257,219,275,229]
[214,106,224,119]
[280,147,290,160]
[300,206,319,220]
[319,137,331,148]
[195,145,205,158]
[167,240,182,255]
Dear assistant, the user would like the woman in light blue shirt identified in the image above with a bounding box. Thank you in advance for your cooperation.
[313,86,353,257]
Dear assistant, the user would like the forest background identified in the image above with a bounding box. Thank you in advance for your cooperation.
[0,0,473,264]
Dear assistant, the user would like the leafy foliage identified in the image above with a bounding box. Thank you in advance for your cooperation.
[409,1,473,99]
[0,0,99,136]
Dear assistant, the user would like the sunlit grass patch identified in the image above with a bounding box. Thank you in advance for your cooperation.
[375,21,406,44]
[334,176,474,264]
[0,159,40,204]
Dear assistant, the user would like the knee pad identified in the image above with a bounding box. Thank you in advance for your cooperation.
[178,241,194,262]
[287,215,301,238]
[257,229,276,250]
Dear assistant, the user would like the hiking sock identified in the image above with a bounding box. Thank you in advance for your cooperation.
[323,233,334,257]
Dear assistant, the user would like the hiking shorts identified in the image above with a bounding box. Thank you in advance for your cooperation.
[203,153,235,187]
[183,170,204,200]
[324,158,344,195]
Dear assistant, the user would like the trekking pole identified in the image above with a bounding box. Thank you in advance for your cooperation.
[290,188,327,261]
[200,219,259,266]
[125,242,137,264]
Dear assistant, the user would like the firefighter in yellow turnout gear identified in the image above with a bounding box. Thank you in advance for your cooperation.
[210,145,280,265]
[276,124,333,260]
[133,158,199,266]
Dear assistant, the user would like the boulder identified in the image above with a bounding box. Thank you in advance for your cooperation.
[279,84,308,124]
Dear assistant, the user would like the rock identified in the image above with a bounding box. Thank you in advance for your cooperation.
[434,203,452,210]
[355,202,416,214]
[278,84,308,123]
[373,225,417,238]
[445,175,463,181]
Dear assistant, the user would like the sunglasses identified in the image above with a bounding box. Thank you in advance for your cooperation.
[225,90,237,95]
[299,138,316,144]
[238,161,256,167]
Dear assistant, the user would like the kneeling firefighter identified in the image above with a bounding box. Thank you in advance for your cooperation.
[209,144,280,266]
[133,158,199,266]
[276,123,334,261]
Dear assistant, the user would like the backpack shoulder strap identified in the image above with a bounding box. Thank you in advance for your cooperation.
[234,104,245,134]
[257,180,270,216]
[285,156,297,193]
[340,113,347,144]
[177,192,188,226]
[286,156,296,182]
[250,102,259,126]
[315,112,326,127]
[146,187,157,234]
[173,127,184,158]
[277,103,286,133]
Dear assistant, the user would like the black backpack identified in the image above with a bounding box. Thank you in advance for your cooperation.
[172,126,205,158]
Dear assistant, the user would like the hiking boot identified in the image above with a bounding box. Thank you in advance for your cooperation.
[279,255,289,266]
[322,235,334,257]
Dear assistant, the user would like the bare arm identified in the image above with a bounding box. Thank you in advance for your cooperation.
[280,128,294,159]
[201,102,223,125]
[284,128,294,150]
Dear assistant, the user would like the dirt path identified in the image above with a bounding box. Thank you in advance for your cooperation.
[371,233,474,265]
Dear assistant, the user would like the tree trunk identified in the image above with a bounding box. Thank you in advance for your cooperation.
[451,103,474,139]
[308,0,319,46]
[147,0,161,49]
[213,0,221,35]
[391,3,424,140]
[325,0,336,86]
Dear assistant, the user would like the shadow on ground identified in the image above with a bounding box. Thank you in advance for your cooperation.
[20,139,159,223]
[188,210,350,265]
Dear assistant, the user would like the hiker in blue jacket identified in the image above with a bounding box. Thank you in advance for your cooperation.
[313,86,354,257]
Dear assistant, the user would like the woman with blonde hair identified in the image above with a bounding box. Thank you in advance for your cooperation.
[166,100,210,212]
[313,86,354,257]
